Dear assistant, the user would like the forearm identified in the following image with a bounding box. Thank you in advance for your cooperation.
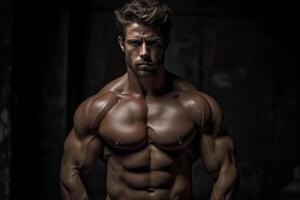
[201,135,237,200]
[60,168,89,200]
[210,165,237,200]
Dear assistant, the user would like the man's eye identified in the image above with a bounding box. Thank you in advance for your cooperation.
[129,41,141,47]
[147,40,161,47]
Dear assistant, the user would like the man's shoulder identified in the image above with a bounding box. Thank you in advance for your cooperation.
[73,91,120,134]
[80,92,119,112]
[72,73,127,135]
[174,78,214,107]
[173,78,223,125]
[75,73,127,117]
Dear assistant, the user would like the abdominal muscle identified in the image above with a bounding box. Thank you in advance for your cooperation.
[104,143,194,200]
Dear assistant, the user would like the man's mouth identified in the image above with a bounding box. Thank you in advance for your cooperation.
[136,63,155,71]
[137,63,154,66]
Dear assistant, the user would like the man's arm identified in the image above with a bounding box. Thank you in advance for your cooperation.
[60,129,102,200]
[198,93,238,200]
[60,93,118,200]
[201,134,237,200]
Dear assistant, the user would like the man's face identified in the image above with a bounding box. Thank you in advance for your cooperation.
[118,23,168,77]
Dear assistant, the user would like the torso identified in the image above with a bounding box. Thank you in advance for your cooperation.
[95,74,210,200]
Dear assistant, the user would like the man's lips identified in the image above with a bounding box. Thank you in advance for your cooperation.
[137,63,154,66]
[136,63,155,71]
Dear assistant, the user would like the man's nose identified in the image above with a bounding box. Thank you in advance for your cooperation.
[140,42,150,58]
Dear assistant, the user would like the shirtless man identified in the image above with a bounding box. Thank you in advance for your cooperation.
[60,0,237,199]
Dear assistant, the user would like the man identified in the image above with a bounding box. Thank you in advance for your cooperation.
[60,0,238,199]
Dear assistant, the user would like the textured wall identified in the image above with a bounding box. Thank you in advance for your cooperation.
[0,0,11,199]
[6,0,300,199]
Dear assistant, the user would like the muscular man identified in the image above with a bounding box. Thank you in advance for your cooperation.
[60,0,237,199]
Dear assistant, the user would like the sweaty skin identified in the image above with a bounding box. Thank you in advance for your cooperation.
[60,23,237,200]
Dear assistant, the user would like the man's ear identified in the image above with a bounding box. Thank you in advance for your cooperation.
[118,36,125,52]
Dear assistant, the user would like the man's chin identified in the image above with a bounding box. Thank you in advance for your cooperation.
[136,70,154,77]
[134,67,157,77]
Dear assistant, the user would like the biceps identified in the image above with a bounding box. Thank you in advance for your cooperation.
[200,135,235,177]
[200,134,218,176]
[215,136,237,182]
[215,136,235,166]
[61,129,103,174]
[81,135,103,174]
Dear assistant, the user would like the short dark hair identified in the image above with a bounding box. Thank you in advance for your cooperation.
[114,0,172,38]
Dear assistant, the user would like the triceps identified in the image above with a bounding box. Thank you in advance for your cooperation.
[60,129,103,197]
[80,135,103,175]
[200,134,219,179]
[200,134,237,180]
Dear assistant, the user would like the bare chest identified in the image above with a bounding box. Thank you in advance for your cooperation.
[98,94,197,151]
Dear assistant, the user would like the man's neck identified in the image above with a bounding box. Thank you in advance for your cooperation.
[126,66,169,97]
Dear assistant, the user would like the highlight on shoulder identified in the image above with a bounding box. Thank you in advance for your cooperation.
[73,92,120,136]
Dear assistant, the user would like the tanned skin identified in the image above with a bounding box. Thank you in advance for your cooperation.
[60,22,237,200]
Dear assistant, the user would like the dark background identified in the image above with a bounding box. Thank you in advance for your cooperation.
[0,0,299,199]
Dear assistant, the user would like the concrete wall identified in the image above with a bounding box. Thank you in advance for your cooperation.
[0,0,11,199]
[3,0,299,199]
